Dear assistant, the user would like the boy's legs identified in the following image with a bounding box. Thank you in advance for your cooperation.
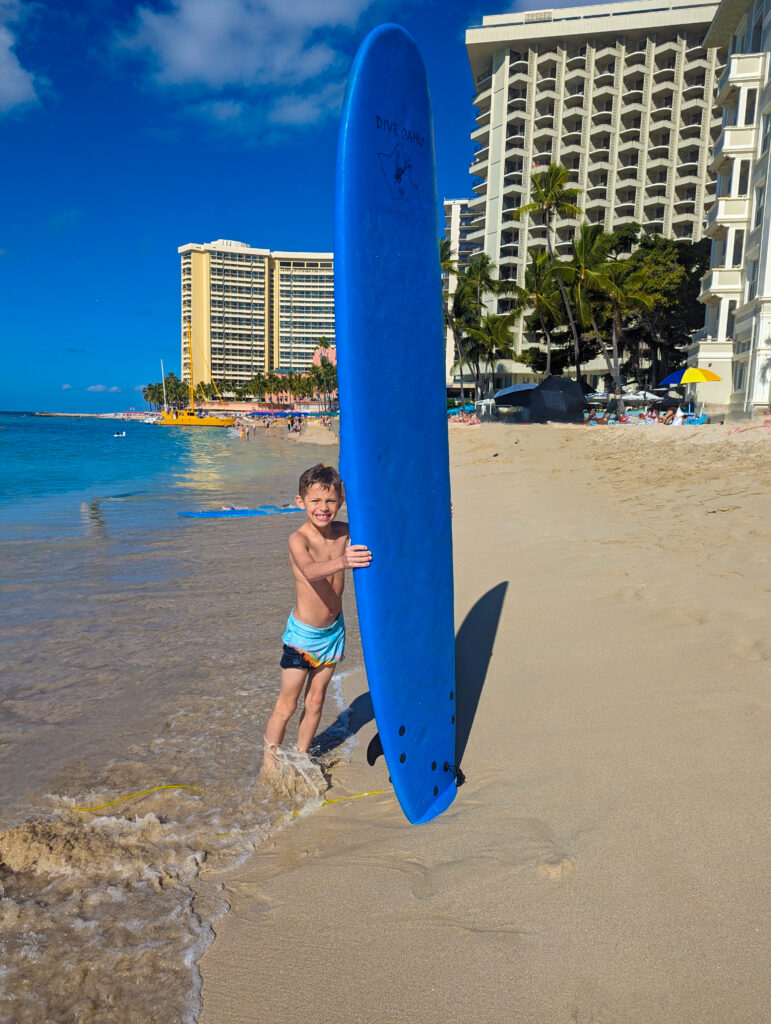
[264,666,308,765]
[296,663,336,753]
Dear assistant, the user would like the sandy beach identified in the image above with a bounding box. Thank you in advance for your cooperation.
[197,423,769,1024]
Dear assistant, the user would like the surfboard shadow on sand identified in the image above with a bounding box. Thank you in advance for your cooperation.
[313,582,508,776]
[454,581,508,774]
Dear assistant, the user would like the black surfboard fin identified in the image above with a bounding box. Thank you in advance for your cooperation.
[366,732,384,766]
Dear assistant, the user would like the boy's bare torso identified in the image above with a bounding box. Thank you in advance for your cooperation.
[288,520,349,628]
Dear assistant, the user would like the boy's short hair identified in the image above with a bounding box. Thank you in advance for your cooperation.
[298,463,342,497]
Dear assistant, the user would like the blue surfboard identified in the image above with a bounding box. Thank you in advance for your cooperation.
[335,24,457,825]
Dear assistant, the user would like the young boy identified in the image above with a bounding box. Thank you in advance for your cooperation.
[264,464,371,763]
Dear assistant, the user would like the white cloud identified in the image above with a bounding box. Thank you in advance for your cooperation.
[87,384,107,392]
[61,383,72,390]
[118,0,377,128]
[0,2,39,114]
[108,386,122,393]
[267,81,346,127]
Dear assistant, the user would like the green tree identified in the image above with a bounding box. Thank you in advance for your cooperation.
[519,249,563,376]
[512,162,584,380]
[598,261,653,412]
[459,312,519,398]
[624,236,710,385]
[440,238,470,404]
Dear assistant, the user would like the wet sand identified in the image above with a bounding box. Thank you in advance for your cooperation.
[198,423,770,1024]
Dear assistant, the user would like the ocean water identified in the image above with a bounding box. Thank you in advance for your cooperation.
[0,413,361,1023]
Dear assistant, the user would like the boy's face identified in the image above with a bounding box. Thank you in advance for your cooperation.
[296,483,342,528]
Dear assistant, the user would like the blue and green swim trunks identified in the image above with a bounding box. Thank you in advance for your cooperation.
[280,610,346,670]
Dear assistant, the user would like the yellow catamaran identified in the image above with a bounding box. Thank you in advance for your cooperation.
[159,323,235,427]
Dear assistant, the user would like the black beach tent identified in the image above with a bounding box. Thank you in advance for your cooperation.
[494,376,586,423]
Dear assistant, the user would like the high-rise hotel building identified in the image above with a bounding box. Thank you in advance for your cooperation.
[692,0,770,415]
[178,239,334,385]
[465,0,723,340]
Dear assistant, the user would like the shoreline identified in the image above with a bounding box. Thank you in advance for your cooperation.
[197,423,770,1024]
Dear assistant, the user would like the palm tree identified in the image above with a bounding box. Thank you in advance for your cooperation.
[555,223,617,397]
[597,261,653,414]
[520,250,562,376]
[439,238,466,404]
[512,162,584,380]
[460,312,519,398]
[464,252,498,316]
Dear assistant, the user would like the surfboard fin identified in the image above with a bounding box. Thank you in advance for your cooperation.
[366,732,384,766]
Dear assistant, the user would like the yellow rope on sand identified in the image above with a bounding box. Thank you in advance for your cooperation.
[70,784,202,813]
[322,789,384,806]
[71,784,383,830]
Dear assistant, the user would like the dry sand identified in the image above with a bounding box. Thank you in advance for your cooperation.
[296,421,338,445]
[198,423,770,1024]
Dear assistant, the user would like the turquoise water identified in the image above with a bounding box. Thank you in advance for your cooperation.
[0,412,303,539]
[0,412,359,1023]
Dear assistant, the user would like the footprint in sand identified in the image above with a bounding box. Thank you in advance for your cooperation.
[537,857,575,879]
[732,637,770,662]
[669,607,708,627]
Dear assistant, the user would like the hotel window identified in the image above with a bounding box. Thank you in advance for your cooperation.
[732,230,745,266]
[763,115,771,154]
[743,89,757,126]
[732,360,746,393]
[747,259,758,300]
[750,11,762,50]
[725,300,737,339]
[736,160,750,196]
[754,185,765,229]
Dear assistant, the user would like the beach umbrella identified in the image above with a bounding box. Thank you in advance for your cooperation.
[494,376,585,423]
[657,368,722,387]
[493,383,538,407]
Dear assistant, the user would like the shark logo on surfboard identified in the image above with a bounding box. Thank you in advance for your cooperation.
[377,143,416,200]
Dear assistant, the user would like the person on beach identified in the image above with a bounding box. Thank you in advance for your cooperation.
[263,463,372,766]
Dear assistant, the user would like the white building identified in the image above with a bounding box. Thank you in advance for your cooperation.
[465,0,723,350]
[178,239,334,384]
[691,0,771,416]
[443,199,477,382]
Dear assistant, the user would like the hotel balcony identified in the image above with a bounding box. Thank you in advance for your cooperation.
[704,196,750,236]
[710,125,756,171]
[680,120,702,139]
[473,81,492,106]
[699,267,742,303]
[471,123,490,143]
[590,156,612,172]
[470,155,489,177]
[683,78,708,98]
[564,89,585,108]
[716,52,767,107]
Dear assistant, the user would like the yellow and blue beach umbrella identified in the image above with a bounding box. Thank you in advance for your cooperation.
[658,367,722,387]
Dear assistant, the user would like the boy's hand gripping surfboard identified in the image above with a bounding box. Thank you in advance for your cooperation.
[335,24,457,824]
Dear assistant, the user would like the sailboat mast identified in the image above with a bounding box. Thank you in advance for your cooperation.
[160,359,167,412]
[186,321,195,410]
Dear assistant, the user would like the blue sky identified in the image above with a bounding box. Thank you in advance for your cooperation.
[1,0,587,412]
